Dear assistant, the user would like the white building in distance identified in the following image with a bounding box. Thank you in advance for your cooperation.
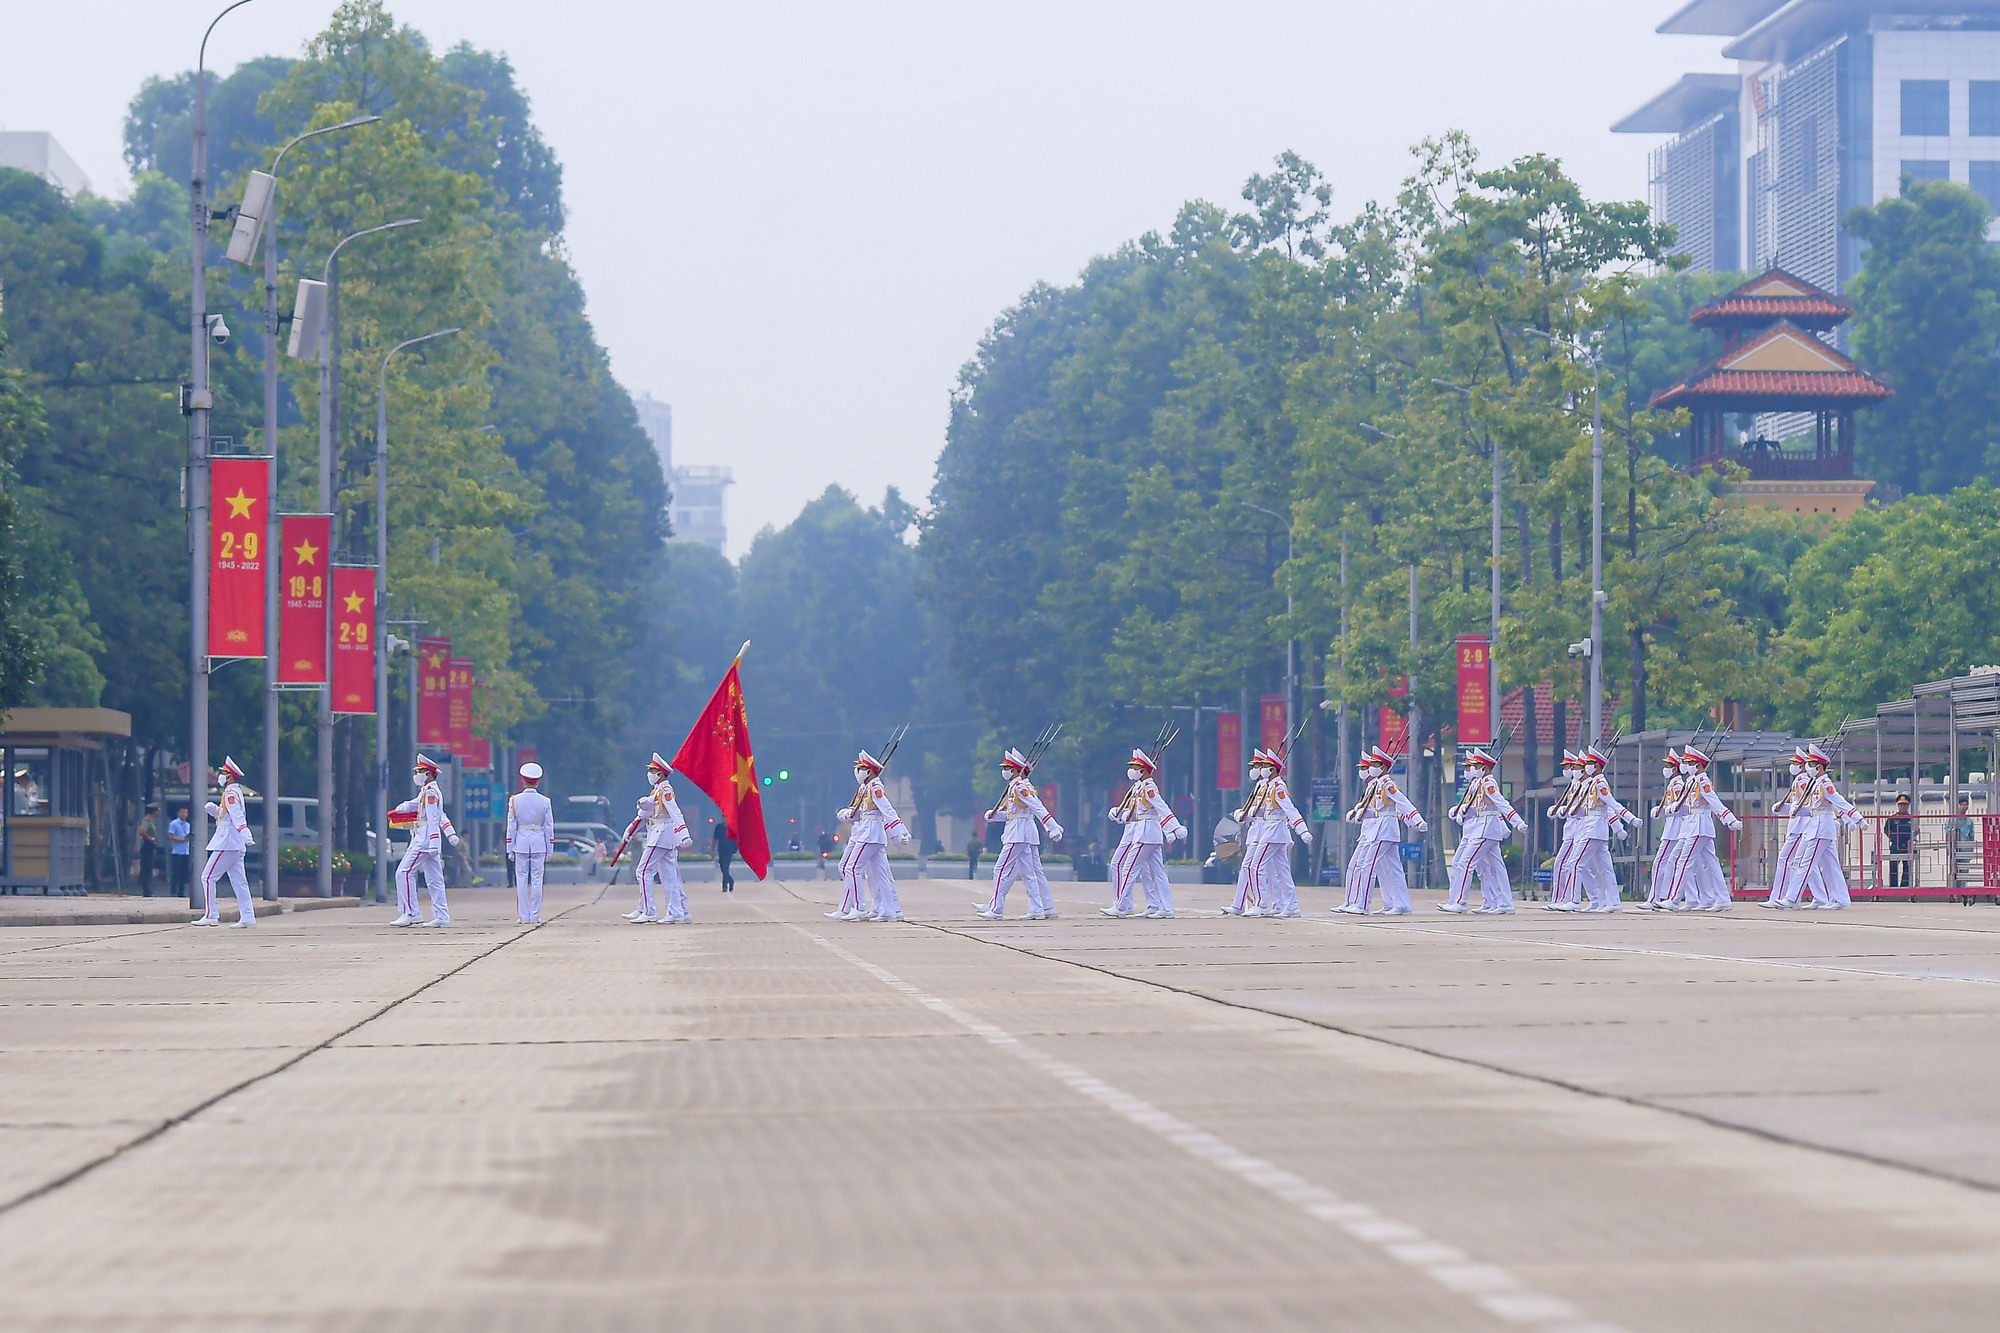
[0,132,91,197]
[633,391,732,555]
[1616,1,2000,290]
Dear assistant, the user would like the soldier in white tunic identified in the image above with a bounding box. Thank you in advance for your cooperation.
[1546,751,1588,912]
[977,748,1064,921]
[1337,746,1426,916]
[1762,748,1822,909]
[505,761,555,924]
[391,753,460,928]
[1230,748,1312,918]
[1104,748,1184,919]
[1443,748,1525,914]
[831,750,909,922]
[1570,746,1640,913]
[193,757,256,927]
[1664,746,1741,912]
[626,753,694,924]
[1796,743,1862,910]
[1642,749,1688,910]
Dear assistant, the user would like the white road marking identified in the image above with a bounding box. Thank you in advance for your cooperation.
[795,924,1623,1333]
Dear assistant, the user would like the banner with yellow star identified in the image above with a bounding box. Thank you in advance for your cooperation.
[277,514,332,685]
[418,637,452,745]
[207,456,270,659]
[331,565,375,714]
[671,650,772,878]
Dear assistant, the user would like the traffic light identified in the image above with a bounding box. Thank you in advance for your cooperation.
[778,768,790,781]
[761,774,773,787]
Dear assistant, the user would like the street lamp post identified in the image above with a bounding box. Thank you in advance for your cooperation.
[1240,501,1296,740]
[186,0,260,907]
[248,115,380,900]
[375,330,459,904]
[312,219,421,897]
[1524,329,1605,745]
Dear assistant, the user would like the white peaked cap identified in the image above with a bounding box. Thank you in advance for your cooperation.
[1682,746,1710,766]
[519,762,543,781]
[1002,747,1031,771]
[856,750,884,772]
[1129,748,1157,773]
[218,756,244,779]
[414,753,440,773]
[648,751,671,772]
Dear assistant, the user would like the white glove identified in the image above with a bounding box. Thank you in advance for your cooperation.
[204,802,221,819]
[1345,811,1362,825]
[1298,828,1313,846]
[1106,807,1122,822]
[1724,817,1742,831]
[983,809,997,821]
[448,834,461,848]
[1510,817,1528,833]
[1409,818,1428,834]
[894,831,911,846]
[836,808,852,822]
[1544,806,1557,820]
[1046,822,1064,842]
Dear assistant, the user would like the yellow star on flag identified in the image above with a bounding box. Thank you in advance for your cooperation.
[341,591,365,613]
[293,537,320,566]
[733,752,757,799]
[224,488,256,519]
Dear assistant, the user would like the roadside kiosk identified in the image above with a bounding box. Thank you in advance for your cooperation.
[0,707,131,896]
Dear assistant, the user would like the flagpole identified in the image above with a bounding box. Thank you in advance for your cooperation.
[735,640,751,663]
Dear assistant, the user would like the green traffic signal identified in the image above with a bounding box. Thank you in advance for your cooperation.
[761,775,773,786]
[778,769,790,781]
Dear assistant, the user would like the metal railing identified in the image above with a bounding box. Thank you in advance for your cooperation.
[1715,814,2000,900]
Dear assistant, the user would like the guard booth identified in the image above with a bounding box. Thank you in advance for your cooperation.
[0,708,131,896]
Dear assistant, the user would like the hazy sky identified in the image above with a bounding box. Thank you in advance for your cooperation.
[3,2,1726,554]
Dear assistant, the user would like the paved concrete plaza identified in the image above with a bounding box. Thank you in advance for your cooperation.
[5,874,2000,1330]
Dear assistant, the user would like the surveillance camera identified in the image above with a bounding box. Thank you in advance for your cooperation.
[1566,640,1592,659]
[207,315,231,346]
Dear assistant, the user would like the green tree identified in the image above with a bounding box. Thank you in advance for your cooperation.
[1846,179,2000,494]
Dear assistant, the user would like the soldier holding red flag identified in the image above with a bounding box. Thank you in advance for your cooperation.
[668,643,774,892]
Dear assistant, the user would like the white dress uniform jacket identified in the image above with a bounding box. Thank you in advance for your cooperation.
[1804,774,1862,837]
[1109,778,1184,846]
[1455,772,1525,841]
[1680,771,1741,837]
[204,782,254,852]
[1566,774,1633,840]
[845,778,909,845]
[638,779,693,849]
[397,780,457,852]
[993,776,1061,846]
[506,788,555,855]
[1355,775,1422,842]
[1242,776,1310,846]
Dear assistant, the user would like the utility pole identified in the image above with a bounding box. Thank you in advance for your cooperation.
[1589,355,1605,745]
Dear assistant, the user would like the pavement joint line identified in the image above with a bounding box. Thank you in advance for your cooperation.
[782,915,1622,1333]
[918,915,2000,1200]
[0,883,610,1219]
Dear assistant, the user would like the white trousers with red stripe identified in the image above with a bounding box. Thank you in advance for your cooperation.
[1448,837,1512,909]
[1648,835,1687,905]
[1551,829,1586,906]
[987,842,1052,916]
[397,846,448,922]
[513,853,545,921]
[636,844,686,920]
[839,839,900,916]
[1802,836,1850,906]
[201,847,252,923]
[1236,841,1297,914]
[1343,836,1410,912]
[1575,837,1620,909]
[1769,825,1836,905]
[1110,839,1172,915]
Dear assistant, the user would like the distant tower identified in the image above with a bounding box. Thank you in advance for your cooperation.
[632,391,732,554]
[634,392,673,478]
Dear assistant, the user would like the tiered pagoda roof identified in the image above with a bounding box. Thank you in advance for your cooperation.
[1688,268,1851,339]
[1652,320,1891,413]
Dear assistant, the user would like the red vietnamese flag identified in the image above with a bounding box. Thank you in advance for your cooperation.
[208,456,270,658]
[330,566,375,714]
[670,646,771,878]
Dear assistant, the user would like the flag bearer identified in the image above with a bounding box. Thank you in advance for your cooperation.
[392,754,460,928]
[831,750,909,922]
[1667,746,1741,912]
[193,757,255,928]
[627,753,694,924]
[977,748,1063,921]
[1104,748,1184,919]
[1443,748,1525,914]
[1336,746,1426,915]
[1571,746,1640,913]
[505,761,555,924]
[1233,748,1312,919]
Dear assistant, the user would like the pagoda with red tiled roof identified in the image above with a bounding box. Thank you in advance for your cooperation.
[1650,269,1892,518]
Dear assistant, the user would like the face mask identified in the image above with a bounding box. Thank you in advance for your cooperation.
[854,768,869,784]
[1126,767,1144,781]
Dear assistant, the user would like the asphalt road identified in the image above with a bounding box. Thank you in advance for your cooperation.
[3,874,1999,1330]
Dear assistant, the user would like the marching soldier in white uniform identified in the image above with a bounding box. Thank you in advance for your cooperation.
[392,753,460,928]
[1105,748,1184,918]
[1230,748,1312,918]
[1569,746,1640,913]
[1443,748,1525,913]
[627,753,694,924]
[977,748,1063,921]
[1546,751,1588,912]
[832,750,909,922]
[1664,746,1740,912]
[1763,748,1821,909]
[1642,749,1688,909]
[1337,746,1425,915]
[1796,743,1861,909]
[505,761,555,924]
[193,757,256,928]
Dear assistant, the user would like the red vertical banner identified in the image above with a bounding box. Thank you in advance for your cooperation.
[277,514,331,684]
[1216,713,1242,791]
[448,657,473,754]
[464,738,492,771]
[1038,780,1059,820]
[1456,635,1493,745]
[1259,694,1287,752]
[207,456,269,658]
[418,638,452,746]
[1379,707,1409,756]
[330,566,375,714]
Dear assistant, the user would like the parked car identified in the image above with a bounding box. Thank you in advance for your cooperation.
[240,797,318,875]
[554,822,617,877]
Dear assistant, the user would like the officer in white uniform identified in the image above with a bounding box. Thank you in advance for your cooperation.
[194,757,256,927]
[1798,744,1862,909]
[1232,748,1312,919]
[1763,748,1822,909]
[1665,746,1741,912]
[392,753,460,927]
[832,750,908,921]
[1105,748,1184,918]
[628,753,693,924]
[977,748,1063,921]
[1444,748,1525,913]
[1642,749,1688,909]
[1338,746,1425,915]
[1570,746,1640,913]
[1546,751,1588,912]
[505,761,555,924]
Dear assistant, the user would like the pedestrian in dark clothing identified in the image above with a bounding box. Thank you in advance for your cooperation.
[715,825,737,893]
[138,804,160,894]
[816,829,835,879]
[966,826,982,879]
[1886,794,1915,888]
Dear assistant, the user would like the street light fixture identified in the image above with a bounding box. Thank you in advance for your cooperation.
[374,327,460,904]
[1522,327,1605,746]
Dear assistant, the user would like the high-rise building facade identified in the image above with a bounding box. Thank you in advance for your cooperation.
[1617,2,2000,292]
[0,132,91,197]
[632,391,733,555]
